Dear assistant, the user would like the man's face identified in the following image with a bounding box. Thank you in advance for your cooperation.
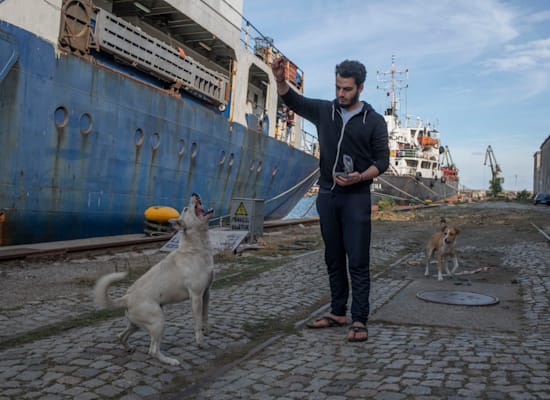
[335,75,363,109]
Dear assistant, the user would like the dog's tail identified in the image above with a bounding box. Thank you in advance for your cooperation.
[93,272,128,309]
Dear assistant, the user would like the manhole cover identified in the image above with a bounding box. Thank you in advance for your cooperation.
[416,290,499,306]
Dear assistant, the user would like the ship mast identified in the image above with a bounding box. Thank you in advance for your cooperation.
[376,55,408,120]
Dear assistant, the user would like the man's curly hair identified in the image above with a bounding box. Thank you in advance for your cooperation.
[335,60,367,86]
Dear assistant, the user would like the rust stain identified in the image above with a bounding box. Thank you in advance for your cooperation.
[0,211,5,246]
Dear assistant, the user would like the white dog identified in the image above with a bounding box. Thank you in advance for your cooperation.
[94,194,214,366]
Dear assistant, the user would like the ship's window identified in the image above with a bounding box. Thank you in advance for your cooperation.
[178,139,185,156]
[79,113,93,135]
[228,153,235,167]
[256,161,263,173]
[151,132,160,150]
[191,142,198,159]
[272,165,278,177]
[135,129,144,147]
[219,150,226,165]
[54,106,69,128]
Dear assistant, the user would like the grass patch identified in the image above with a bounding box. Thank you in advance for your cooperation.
[213,257,291,289]
[0,309,124,351]
[166,297,330,394]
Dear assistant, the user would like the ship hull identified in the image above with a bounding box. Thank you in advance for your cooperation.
[0,22,319,245]
[372,175,459,204]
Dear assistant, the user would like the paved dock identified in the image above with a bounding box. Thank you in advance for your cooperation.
[0,204,549,399]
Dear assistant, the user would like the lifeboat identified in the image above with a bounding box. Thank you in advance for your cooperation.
[418,136,438,147]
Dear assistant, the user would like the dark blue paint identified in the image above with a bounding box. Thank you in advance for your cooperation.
[0,22,319,245]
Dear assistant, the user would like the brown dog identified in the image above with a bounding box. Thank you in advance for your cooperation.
[425,225,460,281]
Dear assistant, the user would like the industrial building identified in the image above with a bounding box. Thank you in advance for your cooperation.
[533,134,550,194]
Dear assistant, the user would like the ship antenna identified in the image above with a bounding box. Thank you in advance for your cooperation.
[376,55,408,119]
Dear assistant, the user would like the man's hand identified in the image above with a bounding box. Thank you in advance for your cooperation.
[334,172,362,186]
[271,57,286,82]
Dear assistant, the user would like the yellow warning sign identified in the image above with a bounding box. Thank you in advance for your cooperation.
[234,202,248,216]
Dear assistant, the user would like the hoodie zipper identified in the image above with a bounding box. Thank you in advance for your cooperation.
[330,104,369,190]
[331,107,347,190]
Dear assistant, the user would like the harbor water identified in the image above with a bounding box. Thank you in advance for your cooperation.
[284,195,318,219]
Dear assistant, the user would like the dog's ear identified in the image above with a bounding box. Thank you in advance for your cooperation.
[455,228,460,234]
[441,225,448,232]
[170,218,186,231]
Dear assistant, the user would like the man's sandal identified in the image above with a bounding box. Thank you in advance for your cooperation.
[347,325,368,342]
[306,316,347,329]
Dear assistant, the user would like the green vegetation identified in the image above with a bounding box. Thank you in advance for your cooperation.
[515,190,531,202]
[377,197,396,211]
[0,309,123,351]
[488,177,503,197]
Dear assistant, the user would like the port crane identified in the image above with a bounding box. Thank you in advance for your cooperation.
[484,145,503,196]
[441,146,459,182]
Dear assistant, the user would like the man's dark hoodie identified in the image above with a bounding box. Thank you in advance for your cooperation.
[281,88,390,193]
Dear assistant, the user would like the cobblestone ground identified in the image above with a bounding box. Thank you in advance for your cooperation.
[0,202,549,399]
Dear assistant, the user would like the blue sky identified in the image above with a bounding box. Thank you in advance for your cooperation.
[243,0,550,192]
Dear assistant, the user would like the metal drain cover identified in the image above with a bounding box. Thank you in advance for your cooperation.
[416,290,499,306]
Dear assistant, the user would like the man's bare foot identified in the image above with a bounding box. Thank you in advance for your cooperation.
[306,313,347,329]
[347,322,368,342]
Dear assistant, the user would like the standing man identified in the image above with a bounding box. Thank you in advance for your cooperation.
[272,57,389,342]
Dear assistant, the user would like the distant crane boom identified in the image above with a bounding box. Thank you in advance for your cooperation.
[484,145,501,174]
[484,145,503,195]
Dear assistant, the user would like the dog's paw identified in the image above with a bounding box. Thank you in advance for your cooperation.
[166,358,180,366]
[153,352,180,366]
[161,357,181,366]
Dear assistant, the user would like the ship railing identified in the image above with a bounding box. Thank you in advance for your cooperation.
[391,149,418,158]
[93,9,229,106]
[240,18,304,91]
[301,128,319,157]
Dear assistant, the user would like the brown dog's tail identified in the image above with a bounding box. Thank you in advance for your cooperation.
[93,272,128,309]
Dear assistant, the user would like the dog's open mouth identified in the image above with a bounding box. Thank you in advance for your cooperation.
[192,193,214,218]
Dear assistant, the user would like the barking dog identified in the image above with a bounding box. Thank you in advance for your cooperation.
[93,194,214,366]
[425,225,460,281]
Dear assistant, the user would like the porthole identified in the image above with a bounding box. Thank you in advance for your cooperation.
[256,161,263,173]
[191,142,198,159]
[228,153,235,167]
[54,106,69,128]
[219,150,226,166]
[151,132,160,150]
[178,139,185,156]
[135,129,144,147]
[272,165,278,177]
[79,112,92,135]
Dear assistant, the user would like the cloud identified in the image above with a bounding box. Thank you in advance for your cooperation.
[524,9,550,24]
[274,0,518,63]
[482,38,550,73]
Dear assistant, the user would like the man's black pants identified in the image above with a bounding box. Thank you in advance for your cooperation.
[316,189,372,324]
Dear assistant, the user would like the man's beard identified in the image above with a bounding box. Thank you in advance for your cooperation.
[339,91,360,109]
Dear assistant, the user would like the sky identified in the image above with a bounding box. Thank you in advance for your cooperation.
[243,0,550,192]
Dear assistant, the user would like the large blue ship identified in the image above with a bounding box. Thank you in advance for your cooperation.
[0,0,320,245]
